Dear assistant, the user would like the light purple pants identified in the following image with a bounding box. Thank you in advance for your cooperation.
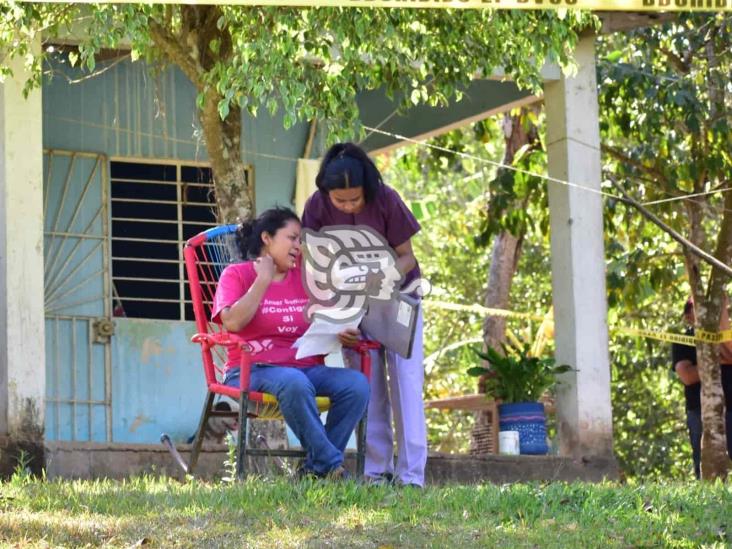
[345,308,427,486]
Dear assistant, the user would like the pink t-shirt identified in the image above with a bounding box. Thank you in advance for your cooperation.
[212,261,324,369]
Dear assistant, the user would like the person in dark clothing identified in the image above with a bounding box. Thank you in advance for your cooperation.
[671,299,732,479]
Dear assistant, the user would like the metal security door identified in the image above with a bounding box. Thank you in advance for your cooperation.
[43,150,112,441]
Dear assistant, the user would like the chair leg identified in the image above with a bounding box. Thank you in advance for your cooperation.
[189,391,216,475]
[356,412,368,478]
[236,391,249,480]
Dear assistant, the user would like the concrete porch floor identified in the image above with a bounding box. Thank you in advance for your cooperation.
[44,442,619,484]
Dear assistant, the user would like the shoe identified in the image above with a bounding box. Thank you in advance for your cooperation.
[295,460,318,481]
[394,478,423,489]
[366,472,394,486]
[323,465,352,481]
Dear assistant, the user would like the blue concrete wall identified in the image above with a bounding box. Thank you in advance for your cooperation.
[110,319,202,443]
[43,57,311,212]
[41,58,315,443]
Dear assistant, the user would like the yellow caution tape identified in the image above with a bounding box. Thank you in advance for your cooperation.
[615,327,699,346]
[423,299,732,344]
[54,0,732,10]
[616,327,732,344]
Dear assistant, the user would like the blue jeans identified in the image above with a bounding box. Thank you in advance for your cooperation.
[225,364,369,475]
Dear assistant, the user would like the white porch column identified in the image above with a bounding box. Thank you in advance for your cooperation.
[0,40,45,472]
[545,34,614,457]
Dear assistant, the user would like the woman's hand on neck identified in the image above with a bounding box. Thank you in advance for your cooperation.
[255,252,288,282]
[253,254,277,284]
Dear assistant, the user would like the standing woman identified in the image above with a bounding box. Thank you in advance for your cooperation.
[302,142,427,487]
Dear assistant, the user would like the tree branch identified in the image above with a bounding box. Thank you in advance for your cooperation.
[610,178,732,278]
[602,145,667,184]
[708,175,732,299]
[303,119,318,159]
[658,46,690,75]
[148,19,203,89]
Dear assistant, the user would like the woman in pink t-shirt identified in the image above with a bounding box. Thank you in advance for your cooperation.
[212,207,369,479]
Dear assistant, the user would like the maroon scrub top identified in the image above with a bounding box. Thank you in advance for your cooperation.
[302,184,421,288]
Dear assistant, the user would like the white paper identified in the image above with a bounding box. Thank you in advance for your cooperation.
[396,300,413,328]
[293,314,363,359]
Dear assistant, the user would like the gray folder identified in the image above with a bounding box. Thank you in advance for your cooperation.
[360,293,420,359]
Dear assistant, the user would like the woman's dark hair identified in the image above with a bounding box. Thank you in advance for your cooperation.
[235,207,300,260]
[315,142,383,203]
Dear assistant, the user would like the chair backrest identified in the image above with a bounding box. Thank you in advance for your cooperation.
[184,224,241,386]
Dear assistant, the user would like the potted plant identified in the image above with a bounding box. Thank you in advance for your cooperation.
[467,343,572,455]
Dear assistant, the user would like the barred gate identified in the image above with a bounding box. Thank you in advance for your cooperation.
[43,150,112,441]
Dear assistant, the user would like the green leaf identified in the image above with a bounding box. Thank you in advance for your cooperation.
[217,99,229,120]
[466,366,488,377]
[605,50,623,63]
[411,201,424,221]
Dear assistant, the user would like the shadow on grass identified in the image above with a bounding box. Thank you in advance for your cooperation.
[1,478,730,548]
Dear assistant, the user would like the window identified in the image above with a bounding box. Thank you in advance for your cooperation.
[110,160,252,321]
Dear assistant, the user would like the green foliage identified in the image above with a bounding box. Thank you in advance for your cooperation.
[597,15,732,478]
[383,112,694,478]
[2,476,732,547]
[0,3,594,142]
[597,15,731,302]
[611,335,692,481]
[476,111,549,245]
[221,432,238,484]
[468,343,572,403]
[598,14,732,200]
[8,449,34,487]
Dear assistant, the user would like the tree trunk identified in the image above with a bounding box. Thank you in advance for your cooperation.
[696,341,728,480]
[682,188,732,480]
[482,111,534,350]
[148,6,255,224]
[470,109,534,455]
[481,231,522,368]
[697,185,732,480]
[198,93,255,223]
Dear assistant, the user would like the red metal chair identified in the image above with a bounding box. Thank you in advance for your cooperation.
[182,224,378,479]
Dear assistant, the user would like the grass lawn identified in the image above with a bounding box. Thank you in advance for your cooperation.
[1,474,730,548]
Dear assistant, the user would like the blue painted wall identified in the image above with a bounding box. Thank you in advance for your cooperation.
[42,58,315,443]
[43,57,311,212]
[110,319,201,443]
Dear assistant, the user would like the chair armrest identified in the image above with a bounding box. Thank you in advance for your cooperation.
[354,339,381,380]
[191,331,248,349]
[191,332,253,391]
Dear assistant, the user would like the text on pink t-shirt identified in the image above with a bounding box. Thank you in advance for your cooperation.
[212,261,323,369]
